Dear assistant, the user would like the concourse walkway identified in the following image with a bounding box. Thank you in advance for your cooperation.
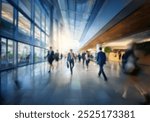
[1,60,150,105]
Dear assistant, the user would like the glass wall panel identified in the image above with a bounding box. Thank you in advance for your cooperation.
[34,47,41,63]
[7,39,14,67]
[1,38,7,69]
[18,42,30,65]
[34,26,41,41]
[46,35,49,44]
[46,17,50,35]
[41,32,45,43]
[42,12,46,31]
[53,20,58,41]
[44,49,47,61]
[18,12,31,36]
[1,0,13,23]
[18,0,31,17]
[41,48,45,61]
[53,20,58,49]
[35,3,41,26]
[0,38,15,70]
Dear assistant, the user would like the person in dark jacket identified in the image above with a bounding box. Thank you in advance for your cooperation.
[85,51,90,70]
[47,46,54,73]
[78,53,81,63]
[67,49,75,75]
[82,52,86,68]
[55,50,59,68]
[60,53,63,59]
[97,47,107,81]
[55,50,59,62]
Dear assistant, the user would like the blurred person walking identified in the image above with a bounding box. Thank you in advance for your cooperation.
[67,49,75,75]
[85,51,91,70]
[60,53,63,59]
[55,50,59,68]
[97,47,108,81]
[122,43,150,104]
[82,52,86,68]
[78,53,81,63]
[46,46,55,73]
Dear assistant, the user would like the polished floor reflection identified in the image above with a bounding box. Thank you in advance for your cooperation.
[0,60,150,105]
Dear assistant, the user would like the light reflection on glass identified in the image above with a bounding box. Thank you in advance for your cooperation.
[1,0,13,23]
[18,12,31,36]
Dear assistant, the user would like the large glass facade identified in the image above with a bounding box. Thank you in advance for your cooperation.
[0,0,53,71]
[18,0,31,17]
[1,0,13,23]
[18,42,30,65]
[18,12,31,36]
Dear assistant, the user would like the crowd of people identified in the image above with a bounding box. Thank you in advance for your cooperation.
[46,46,108,82]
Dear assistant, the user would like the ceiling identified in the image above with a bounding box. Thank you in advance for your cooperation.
[80,0,150,50]
[58,0,98,41]
[56,0,149,51]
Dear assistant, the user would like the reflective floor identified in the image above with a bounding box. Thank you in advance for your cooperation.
[0,59,150,105]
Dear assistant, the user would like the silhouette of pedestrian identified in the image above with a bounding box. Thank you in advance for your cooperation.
[47,46,54,73]
[97,47,108,81]
[67,49,75,75]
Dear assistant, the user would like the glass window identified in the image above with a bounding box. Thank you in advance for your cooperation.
[42,12,46,31]
[1,38,7,68]
[7,40,14,66]
[44,49,47,61]
[53,20,58,41]
[46,35,49,44]
[34,26,41,41]
[34,47,41,62]
[18,12,31,36]
[46,17,50,34]
[0,38,15,69]
[41,32,45,42]
[41,48,45,61]
[18,0,31,17]
[35,3,41,26]
[18,42,30,65]
[1,0,13,23]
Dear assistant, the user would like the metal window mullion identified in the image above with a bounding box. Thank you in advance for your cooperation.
[30,0,34,64]
[0,0,2,19]
[0,38,1,69]
[50,6,53,46]
[16,42,18,67]
[6,38,8,67]
[14,3,18,38]
[12,40,14,66]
